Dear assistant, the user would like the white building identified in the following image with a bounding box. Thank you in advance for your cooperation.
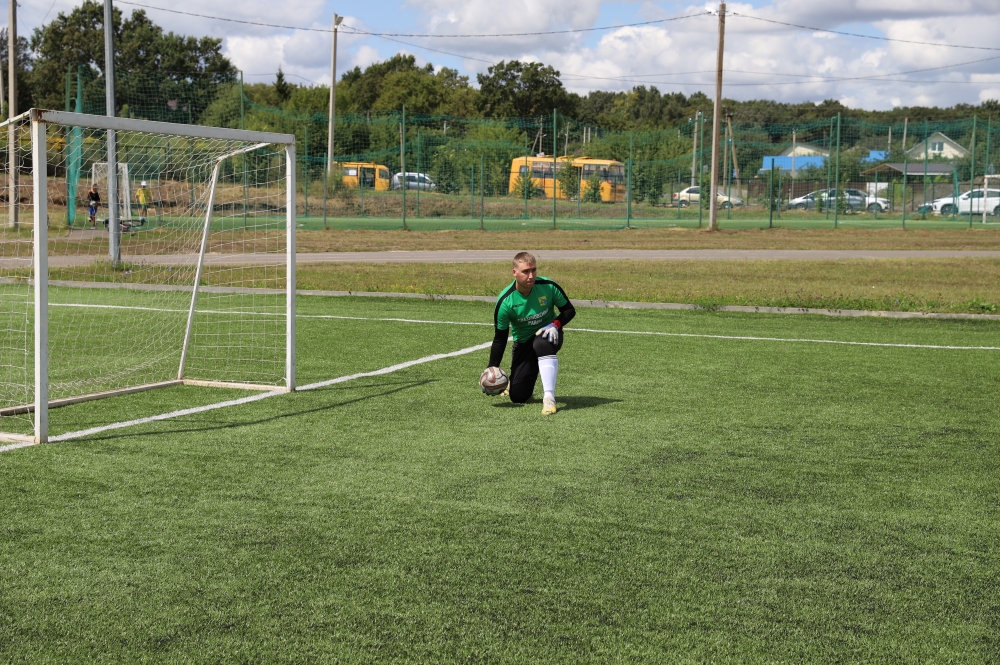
[906,132,969,160]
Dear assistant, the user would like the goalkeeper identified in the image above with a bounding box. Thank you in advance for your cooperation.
[486,252,576,416]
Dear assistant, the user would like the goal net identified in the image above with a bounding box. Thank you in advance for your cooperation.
[0,109,296,444]
[91,162,133,222]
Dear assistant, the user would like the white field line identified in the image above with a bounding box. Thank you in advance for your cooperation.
[46,302,1000,351]
[36,341,492,446]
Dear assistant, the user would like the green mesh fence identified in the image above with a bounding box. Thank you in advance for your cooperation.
[64,68,1000,230]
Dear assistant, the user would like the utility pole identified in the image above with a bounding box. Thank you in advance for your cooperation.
[708,2,726,231]
[8,0,17,229]
[105,0,120,261]
[326,13,343,176]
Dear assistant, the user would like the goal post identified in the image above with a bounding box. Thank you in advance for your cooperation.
[0,109,297,444]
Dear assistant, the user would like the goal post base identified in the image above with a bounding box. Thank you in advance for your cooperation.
[0,380,184,417]
[0,433,37,445]
[0,378,287,419]
[181,379,284,392]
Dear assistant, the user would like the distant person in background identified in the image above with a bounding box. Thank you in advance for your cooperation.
[136,181,152,224]
[87,184,101,229]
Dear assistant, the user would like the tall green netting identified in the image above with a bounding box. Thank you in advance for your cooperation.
[63,66,1000,230]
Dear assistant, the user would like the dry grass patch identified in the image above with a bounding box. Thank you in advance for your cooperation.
[294,258,1000,314]
[296,227,1000,253]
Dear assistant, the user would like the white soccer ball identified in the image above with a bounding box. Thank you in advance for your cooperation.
[480,367,509,395]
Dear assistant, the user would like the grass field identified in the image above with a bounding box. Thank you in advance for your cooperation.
[1,293,999,661]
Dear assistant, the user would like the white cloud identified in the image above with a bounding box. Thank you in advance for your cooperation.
[14,0,1000,110]
[979,88,1000,103]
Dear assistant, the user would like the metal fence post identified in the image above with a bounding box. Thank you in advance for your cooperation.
[902,153,908,230]
[480,152,485,230]
[416,131,420,219]
[304,125,309,219]
[969,115,977,228]
[523,134,529,219]
[626,132,633,229]
[768,158,774,229]
[698,113,705,228]
[401,105,407,230]
[552,109,557,230]
[833,112,841,229]
[826,117,833,220]
[676,171,681,221]
[922,119,929,219]
[874,167,879,220]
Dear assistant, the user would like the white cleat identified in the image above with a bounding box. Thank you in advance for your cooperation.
[542,396,557,416]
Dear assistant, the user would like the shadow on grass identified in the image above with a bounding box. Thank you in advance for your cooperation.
[492,395,621,411]
[73,378,436,443]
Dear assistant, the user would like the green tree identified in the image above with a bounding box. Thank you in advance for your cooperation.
[511,171,541,199]
[0,28,34,114]
[274,68,293,102]
[556,161,580,200]
[476,61,576,118]
[29,1,236,117]
[581,172,603,203]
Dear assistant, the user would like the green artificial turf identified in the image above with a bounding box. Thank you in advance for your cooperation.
[1,296,999,662]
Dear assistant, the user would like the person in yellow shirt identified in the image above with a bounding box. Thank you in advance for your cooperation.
[136,180,152,224]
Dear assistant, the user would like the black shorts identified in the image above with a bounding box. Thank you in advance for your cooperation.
[509,331,563,403]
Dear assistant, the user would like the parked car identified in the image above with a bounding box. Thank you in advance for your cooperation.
[787,188,888,213]
[672,186,744,208]
[391,172,437,191]
[926,189,1000,216]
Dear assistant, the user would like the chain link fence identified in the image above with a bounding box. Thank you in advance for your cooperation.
[33,69,1000,231]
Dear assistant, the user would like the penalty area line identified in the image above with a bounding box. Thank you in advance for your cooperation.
[24,341,491,447]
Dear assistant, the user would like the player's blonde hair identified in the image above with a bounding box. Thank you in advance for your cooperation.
[512,251,536,268]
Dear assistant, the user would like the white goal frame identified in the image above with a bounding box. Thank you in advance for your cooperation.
[984,174,1000,225]
[14,109,297,444]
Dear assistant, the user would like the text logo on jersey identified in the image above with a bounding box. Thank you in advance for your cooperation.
[538,296,547,307]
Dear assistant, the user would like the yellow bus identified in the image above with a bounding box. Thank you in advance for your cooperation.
[508,155,626,202]
[339,162,392,191]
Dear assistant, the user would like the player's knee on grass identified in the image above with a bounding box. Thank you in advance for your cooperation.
[509,381,533,403]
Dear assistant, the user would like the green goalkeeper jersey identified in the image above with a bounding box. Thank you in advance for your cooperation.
[494,277,569,343]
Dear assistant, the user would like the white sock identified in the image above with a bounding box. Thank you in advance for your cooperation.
[538,355,558,400]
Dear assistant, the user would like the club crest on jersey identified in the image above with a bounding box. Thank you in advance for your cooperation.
[538,295,547,306]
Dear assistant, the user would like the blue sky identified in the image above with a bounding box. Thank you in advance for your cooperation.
[12,1,1000,110]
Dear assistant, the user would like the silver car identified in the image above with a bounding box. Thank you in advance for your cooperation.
[391,172,436,191]
[788,188,888,213]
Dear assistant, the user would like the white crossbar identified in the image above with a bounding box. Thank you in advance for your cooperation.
[30,109,294,145]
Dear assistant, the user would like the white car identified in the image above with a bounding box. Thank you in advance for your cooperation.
[672,186,744,208]
[930,189,1000,216]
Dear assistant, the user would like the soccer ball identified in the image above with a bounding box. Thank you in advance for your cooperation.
[480,367,509,395]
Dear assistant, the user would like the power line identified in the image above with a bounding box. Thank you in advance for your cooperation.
[342,13,711,38]
[115,1,709,38]
[559,53,1000,86]
[731,12,1000,52]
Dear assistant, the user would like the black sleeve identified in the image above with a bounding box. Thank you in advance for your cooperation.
[556,300,576,327]
[488,327,509,368]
